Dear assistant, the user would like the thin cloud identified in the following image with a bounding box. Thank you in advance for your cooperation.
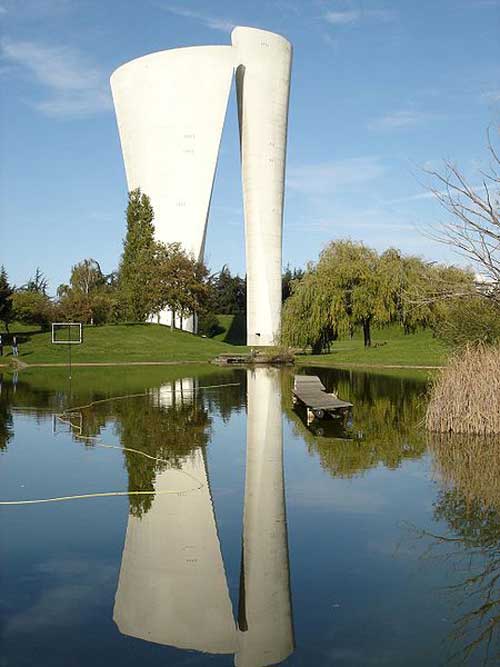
[386,183,486,205]
[1,39,111,117]
[0,0,73,19]
[368,110,431,130]
[482,90,500,102]
[287,157,386,195]
[161,4,234,32]
[324,8,396,26]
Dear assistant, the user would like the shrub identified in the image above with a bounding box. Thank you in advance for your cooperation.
[434,298,500,347]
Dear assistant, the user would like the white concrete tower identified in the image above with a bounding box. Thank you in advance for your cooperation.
[113,449,237,653]
[236,367,294,666]
[111,28,292,344]
[233,28,293,346]
[110,46,234,331]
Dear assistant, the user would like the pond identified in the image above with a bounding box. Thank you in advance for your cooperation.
[1,365,499,666]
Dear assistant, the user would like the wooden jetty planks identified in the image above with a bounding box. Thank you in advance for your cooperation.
[293,375,352,412]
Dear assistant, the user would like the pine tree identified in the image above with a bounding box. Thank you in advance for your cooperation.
[0,266,13,333]
[118,189,157,321]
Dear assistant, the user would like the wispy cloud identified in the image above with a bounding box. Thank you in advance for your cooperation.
[482,90,500,102]
[324,8,396,26]
[386,183,485,205]
[0,0,74,19]
[287,157,386,195]
[470,0,500,7]
[161,4,234,32]
[1,39,111,117]
[368,110,431,130]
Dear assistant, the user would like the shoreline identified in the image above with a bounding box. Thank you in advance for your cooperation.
[0,358,443,371]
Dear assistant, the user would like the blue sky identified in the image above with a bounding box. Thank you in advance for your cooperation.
[1,0,499,294]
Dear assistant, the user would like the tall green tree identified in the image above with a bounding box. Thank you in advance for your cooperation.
[0,266,13,333]
[119,189,157,321]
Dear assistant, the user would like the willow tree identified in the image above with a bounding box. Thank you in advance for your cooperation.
[283,240,415,351]
[281,269,335,353]
[315,240,386,347]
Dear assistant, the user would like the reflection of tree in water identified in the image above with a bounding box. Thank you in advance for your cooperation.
[0,374,14,451]
[77,391,212,517]
[197,369,246,423]
[283,368,426,477]
[427,434,500,664]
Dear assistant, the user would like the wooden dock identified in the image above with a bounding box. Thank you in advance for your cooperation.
[293,375,352,422]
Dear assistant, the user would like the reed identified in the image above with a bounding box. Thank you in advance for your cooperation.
[426,344,500,435]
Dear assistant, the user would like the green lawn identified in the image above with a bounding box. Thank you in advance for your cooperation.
[298,325,448,368]
[0,320,448,369]
[0,322,247,365]
[212,313,246,345]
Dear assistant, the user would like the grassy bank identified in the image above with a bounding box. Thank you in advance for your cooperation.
[298,325,448,369]
[0,323,247,365]
[0,320,447,370]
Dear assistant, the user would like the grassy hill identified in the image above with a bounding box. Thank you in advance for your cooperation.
[0,319,447,369]
[0,322,247,365]
[212,313,246,345]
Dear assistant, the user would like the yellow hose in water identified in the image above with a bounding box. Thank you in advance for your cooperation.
[1,382,240,506]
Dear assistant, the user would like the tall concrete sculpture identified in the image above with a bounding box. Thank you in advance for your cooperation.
[111,27,292,344]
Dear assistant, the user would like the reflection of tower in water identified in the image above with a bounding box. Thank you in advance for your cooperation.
[113,377,236,653]
[236,367,294,666]
[113,371,293,664]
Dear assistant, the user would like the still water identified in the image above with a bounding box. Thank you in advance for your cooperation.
[0,366,499,666]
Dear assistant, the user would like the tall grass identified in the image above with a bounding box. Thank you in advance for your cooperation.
[426,344,500,435]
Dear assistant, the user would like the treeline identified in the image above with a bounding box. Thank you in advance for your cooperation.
[0,188,304,335]
[282,239,498,351]
[0,190,211,332]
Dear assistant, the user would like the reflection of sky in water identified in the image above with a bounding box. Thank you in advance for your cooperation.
[0,367,499,665]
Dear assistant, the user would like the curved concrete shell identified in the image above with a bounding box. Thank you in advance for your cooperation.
[111,46,234,330]
[232,28,292,346]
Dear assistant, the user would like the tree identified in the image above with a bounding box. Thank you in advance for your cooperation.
[150,242,210,329]
[24,267,48,295]
[212,265,246,314]
[316,240,385,347]
[57,258,117,324]
[426,130,500,297]
[0,266,13,333]
[118,188,157,321]
[12,290,54,329]
[282,264,304,302]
